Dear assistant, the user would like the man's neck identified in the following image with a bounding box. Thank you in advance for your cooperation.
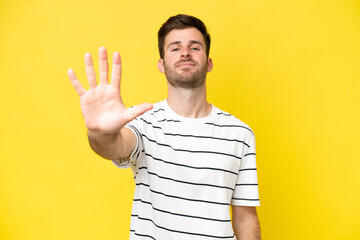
[166,83,211,118]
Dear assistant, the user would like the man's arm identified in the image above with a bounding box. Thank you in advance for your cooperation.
[87,127,136,160]
[67,47,153,160]
[232,206,261,240]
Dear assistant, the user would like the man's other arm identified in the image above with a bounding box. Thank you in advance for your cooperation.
[232,206,261,240]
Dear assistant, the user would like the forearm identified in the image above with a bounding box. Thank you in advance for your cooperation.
[87,128,135,160]
[232,206,261,240]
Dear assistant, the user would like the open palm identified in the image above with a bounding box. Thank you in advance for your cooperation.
[68,47,152,134]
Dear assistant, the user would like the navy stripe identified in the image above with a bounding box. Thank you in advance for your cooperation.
[239,168,257,172]
[204,122,254,135]
[163,133,250,148]
[139,118,162,129]
[235,183,258,186]
[232,197,259,201]
[216,112,232,116]
[127,124,142,169]
[133,198,231,222]
[130,230,156,240]
[131,215,235,239]
[139,167,234,191]
[142,134,242,160]
[135,183,230,206]
[158,119,181,122]
[152,108,165,113]
[244,153,256,157]
[145,152,238,175]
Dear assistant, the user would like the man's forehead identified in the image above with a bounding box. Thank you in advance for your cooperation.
[164,28,205,46]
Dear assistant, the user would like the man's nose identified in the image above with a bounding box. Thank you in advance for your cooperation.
[181,47,191,58]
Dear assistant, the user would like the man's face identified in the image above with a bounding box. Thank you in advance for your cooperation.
[158,27,213,89]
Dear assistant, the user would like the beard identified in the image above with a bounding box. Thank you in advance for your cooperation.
[164,59,208,89]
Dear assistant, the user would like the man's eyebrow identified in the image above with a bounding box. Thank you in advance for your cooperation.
[189,40,203,46]
[167,40,204,49]
[167,41,181,49]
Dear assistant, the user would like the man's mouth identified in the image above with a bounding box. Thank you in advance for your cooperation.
[176,61,196,68]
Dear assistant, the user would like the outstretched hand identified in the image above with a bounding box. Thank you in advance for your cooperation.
[67,47,153,135]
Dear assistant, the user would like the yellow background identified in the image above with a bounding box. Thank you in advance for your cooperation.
[1,0,359,239]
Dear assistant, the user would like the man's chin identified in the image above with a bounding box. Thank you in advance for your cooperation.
[168,77,205,89]
[165,66,207,89]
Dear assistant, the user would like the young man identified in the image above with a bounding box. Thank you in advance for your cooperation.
[68,14,260,240]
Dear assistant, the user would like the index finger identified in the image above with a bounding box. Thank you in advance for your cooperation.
[67,68,86,96]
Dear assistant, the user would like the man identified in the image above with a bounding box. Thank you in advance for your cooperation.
[68,14,260,240]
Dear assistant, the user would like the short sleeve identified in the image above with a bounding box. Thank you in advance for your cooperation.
[112,123,143,174]
[231,136,260,206]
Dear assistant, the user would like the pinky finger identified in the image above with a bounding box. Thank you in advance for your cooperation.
[67,68,86,96]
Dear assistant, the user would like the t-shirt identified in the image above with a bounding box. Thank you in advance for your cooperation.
[113,99,260,240]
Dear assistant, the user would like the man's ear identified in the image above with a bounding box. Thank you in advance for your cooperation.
[158,59,165,73]
[207,58,213,73]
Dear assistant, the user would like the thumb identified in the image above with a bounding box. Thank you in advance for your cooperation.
[123,103,153,123]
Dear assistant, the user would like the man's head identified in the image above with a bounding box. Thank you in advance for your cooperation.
[157,14,213,89]
[158,14,211,59]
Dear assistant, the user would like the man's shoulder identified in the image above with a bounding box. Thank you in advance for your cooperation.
[211,105,255,137]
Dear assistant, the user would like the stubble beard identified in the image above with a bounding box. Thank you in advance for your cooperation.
[164,60,208,89]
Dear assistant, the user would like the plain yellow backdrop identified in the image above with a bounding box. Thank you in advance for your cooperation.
[1,0,359,239]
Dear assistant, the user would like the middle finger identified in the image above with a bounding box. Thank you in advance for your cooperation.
[99,46,109,85]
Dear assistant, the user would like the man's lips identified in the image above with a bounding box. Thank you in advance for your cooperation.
[176,61,196,68]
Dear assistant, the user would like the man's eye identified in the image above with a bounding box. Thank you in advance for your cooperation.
[191,47,199,51]
[172,48,180,52]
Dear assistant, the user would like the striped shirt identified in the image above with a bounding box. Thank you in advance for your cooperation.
[113,99,260,240]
